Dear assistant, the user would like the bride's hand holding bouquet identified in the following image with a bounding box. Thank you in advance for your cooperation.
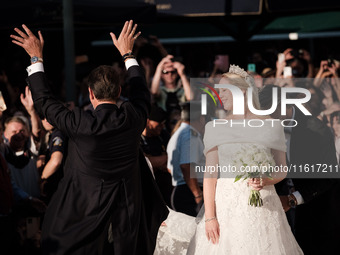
[248,177,274,191]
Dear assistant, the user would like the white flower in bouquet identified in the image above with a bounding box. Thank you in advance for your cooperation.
[233,145,276,207]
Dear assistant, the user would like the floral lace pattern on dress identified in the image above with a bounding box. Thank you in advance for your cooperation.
[187,143,303,255]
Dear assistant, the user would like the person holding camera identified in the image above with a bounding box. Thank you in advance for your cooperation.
[314,59,340,99]
[276,48,314,79]
[151,55,191,114]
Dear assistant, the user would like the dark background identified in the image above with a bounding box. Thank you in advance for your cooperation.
[1,0,340,101]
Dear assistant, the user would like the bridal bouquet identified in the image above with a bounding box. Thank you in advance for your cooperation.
[232,145,276,207]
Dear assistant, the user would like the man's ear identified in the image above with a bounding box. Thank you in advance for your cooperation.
[88,87,95,100]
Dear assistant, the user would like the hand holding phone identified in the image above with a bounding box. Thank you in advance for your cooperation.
[247,63,256,73]
[278,53,285,63]
[0,91,7,112]
[283,66,292,78]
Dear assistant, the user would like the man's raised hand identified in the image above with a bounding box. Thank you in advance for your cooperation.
[110,20,141,56]
[10,24,44,59]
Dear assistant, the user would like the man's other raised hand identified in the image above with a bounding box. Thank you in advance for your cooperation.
[110,20,141,57]
[10,24,44,59]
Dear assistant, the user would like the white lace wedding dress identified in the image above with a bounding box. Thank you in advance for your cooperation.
[154,120,303,255]
[186,120,303,255]
[154,208,197,255]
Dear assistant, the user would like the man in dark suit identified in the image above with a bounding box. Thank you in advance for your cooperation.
[260,84,340,255]
[11,21,168,255]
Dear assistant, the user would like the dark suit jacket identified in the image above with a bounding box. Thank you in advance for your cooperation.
[26,65,168,255]
[0,154,13,215]
[288,107,340,254]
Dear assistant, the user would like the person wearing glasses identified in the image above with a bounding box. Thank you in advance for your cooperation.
[151,55,191,114]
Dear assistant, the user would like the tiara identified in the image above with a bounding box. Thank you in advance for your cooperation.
[228,64,255,88]
[228,64,248,78]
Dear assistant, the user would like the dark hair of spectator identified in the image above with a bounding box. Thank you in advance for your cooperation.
[330,111,340,126]
[87,65,121,101]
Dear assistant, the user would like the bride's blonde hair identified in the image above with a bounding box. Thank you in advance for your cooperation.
[221,71,261,111]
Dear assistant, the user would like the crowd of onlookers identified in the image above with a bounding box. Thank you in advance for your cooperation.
[1,33,340,254]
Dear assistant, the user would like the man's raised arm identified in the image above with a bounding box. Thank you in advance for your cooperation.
[110,20,150,121]
[10,24,80,138]
[11,21,149,133]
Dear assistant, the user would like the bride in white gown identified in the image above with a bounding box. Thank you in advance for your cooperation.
[155,65,303,255]
[187,65,303,255]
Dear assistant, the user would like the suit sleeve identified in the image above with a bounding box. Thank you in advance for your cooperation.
[26,72,81,139]
[294,120,339,204]
[125,65,151,127]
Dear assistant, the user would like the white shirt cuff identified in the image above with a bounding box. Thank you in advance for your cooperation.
[26,63,44,76]
[125,59,138,69]
[292,191,304,205]
[27,60,137,75]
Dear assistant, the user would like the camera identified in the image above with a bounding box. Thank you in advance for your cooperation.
[328,58,334,67]
[289,49,303,59]
[170,57,183,63]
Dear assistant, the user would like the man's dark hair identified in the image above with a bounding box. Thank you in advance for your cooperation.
[180,102,202,122]
[87,65,121,101]
[259,84,280,110]
[259,84,297,110]
[179,101,213,122]
[149,105,167,123]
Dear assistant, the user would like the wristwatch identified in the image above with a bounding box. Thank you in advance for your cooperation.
[31,56,43,64]
[288,194,297,208]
